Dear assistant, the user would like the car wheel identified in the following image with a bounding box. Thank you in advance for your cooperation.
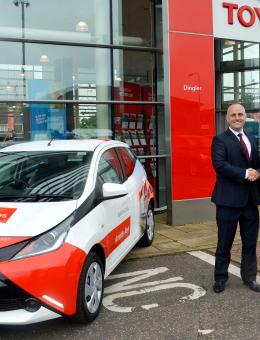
[73,252,104,323]
[139,204,155,247]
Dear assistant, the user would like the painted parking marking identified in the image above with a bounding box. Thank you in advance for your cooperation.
[198,329,214,335]
[103,267,206,313]
[189,251,260,283]
[141,303,159,310]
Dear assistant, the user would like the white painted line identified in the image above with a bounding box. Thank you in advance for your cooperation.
[103,281,206,312]
[188,251,260,283]
[198,329,214,335]
[142,304,159,310]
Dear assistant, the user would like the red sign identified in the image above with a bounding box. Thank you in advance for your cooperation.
[0,208,17,223]
[223,2,260,27]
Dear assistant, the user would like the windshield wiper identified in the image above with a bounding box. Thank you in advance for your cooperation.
[0,195,37,202]
[0,194,75,201]
[31,194,75,200]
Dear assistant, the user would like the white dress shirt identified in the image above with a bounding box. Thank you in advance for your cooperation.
[229,127,251,179]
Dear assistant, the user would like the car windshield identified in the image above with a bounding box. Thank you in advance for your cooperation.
[0,150,92,202]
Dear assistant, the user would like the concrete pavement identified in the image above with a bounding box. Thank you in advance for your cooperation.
[127,212,260,271]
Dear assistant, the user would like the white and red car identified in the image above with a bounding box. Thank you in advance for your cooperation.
[0,139,154,325]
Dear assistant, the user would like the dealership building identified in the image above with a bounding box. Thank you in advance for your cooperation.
[0,0,259,225]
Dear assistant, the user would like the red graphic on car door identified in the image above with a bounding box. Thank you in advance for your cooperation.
[0,208,17,223]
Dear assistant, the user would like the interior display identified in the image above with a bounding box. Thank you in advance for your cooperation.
[114,81,157,191]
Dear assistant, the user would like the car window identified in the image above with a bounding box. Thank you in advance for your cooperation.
[97,149,123,184]
[118,147,136,178]
[0,151,92,201]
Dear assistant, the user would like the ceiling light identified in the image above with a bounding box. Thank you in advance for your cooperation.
[224,40,236,46]
[40,54,49,62]
[76,21,88,32]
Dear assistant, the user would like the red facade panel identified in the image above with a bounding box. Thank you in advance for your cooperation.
[169,33,215,200]
[169,0,213,34]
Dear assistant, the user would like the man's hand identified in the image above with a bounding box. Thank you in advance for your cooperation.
[247,168,260,181]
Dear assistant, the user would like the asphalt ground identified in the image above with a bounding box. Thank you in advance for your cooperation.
[2,254,260,340]
[127,212,260,272]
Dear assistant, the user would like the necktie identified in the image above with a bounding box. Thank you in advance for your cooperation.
[238,133,250,161]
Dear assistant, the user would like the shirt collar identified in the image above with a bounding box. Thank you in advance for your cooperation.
[229,127,245,137]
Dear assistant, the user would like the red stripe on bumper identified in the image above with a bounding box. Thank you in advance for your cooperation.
[0,243,87,315]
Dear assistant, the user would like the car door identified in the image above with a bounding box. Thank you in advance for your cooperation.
[95,147,133,272]
[117,147,146,240]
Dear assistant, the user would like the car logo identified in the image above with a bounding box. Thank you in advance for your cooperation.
[0,208,17,223]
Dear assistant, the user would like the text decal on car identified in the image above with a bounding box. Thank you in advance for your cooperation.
[101,217,131,257]
[0,208,17,223]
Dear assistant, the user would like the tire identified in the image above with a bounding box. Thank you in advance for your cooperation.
[139,204,155,247]
[73,252,104,323]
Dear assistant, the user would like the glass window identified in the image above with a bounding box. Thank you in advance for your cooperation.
[0,42,111,102]
[222,70,260,110]
[0,150,92,200]
[97,149,123,184]
[221,40,259,63]
[113,50,155,100]
[0,103,111,145]
[113,104,157,157]
[0,0,110,44]
[118,147,136,178]
[155,0,163,48]
[112,0,154,47]
[218,39,260,110]
[157,53,164,101]
[216,38,260,152]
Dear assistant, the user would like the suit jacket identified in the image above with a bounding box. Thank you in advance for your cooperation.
[211,129,260,207]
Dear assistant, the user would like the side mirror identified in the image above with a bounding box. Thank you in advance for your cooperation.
[102,183,128,200]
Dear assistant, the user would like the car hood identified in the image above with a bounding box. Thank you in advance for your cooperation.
[0,200,77,243]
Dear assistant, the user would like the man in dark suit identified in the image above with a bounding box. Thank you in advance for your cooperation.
[211,103,260,293]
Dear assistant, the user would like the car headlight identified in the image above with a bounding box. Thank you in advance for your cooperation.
[12,214,74,260]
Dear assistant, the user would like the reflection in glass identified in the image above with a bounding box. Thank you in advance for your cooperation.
[0,103,111,146]
[0,150,92,200]
[220,40,260,110]
[244,113,260,147]
[221,40,259,62]
[113,50,155,100]
[0,42,111,102]
[0,0,110,44]
[222,71,259,109]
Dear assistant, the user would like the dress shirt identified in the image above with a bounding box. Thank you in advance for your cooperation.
[229,127,251,179]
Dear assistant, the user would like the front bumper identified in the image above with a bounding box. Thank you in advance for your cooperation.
[0,307,60,325]
[0,242,87,324]
[0,273,60,324]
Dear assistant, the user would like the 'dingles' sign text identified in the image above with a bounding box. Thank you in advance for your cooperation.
[223,2,260,27]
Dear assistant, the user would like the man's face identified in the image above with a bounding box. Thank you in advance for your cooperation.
[226,104,247,132]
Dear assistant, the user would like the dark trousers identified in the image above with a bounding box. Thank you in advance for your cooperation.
[215,201,259,283]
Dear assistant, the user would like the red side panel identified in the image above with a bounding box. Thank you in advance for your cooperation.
[170,33,215,200]
[169,0,213,34]
[100,217,131,258]
[0,243,87,315]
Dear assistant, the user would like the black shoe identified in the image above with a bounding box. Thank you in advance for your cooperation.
[213,281,225,293]
[243,281,260,292]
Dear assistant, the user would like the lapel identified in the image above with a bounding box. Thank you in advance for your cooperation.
[225,129,252,162]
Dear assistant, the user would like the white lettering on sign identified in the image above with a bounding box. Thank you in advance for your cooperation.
[183,85,202,92]
[115,226,130,243]
[103,267,206,313]
[0,214,7,219]
[213,0,260,44]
